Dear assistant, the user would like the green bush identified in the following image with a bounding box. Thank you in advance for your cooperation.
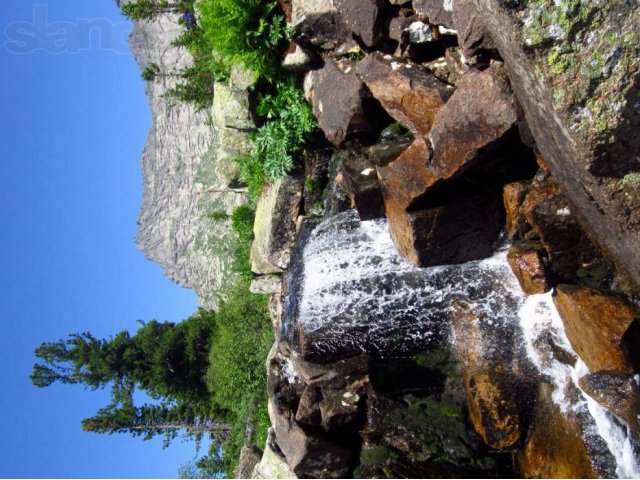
[197,0,284,81]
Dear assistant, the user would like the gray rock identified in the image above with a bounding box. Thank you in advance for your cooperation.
[251,176,303,274]
[250,275,282,295]
[281,45,315,72]
[236,445,263,479]
[127,12,253,310]
[252,429,297,479]
[413,0,454,28]
[291,0,350,49]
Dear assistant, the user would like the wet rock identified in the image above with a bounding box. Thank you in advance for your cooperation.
[522,178,601,281]
[554,284,640,374]
[452,0,494,60]
[518,382,615,479]
[334,0,385,47]
[335,155,385,221]
[305,60,370,147]
[290,0,349,50]
[507,239,550,295]
[579,372,640,433]
[451,301,521,450]
[236,445,263,479]
[250,275,282,295]
[356,52,453,138]
[413,0,454,28]
[290,352,370,387]
[251,176,303,274]
[503,181,530,240]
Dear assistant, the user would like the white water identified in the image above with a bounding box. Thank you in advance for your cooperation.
[519,292,640,478]
[295,211,639,477]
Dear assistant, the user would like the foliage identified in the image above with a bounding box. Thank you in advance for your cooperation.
[235,79,317,198]
[30,310,217,442]
[230,205,255,281]
[178,451,225,479]
[197,0,285,80]
[205,282,273,475]
[122,0,195,21]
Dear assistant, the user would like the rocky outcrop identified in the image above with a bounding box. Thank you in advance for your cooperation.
[470,0,640,291]
[126,9,252,309]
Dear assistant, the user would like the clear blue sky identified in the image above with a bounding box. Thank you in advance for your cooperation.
[0,1,205,477]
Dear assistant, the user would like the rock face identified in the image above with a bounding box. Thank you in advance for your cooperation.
[125,8,251,309]
[553,284,640,373]
[471,0,640,290]
[518,383,615,479]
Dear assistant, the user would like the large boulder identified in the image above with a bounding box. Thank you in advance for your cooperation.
[579,372,640,434]
[451,301,521,450]
[412,0,454,28]
[470,0,640,291]
[553,284,640,373]
[355,52,453,138]
[452,0,494,60]
[334,0,385,47]
[518,382,616,478]
[502,181,530,240]
[236,445,263,479]
[251,176,303,274]
[252,429,297,479]
[377,67,523,267]
[305,60,370,147]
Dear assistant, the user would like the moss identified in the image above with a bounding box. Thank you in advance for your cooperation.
[360,445,396,467]
[621,172,640,187]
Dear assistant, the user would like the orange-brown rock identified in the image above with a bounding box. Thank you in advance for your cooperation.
[503,181,530,240]
[377,140,504,266]
[553,284,640,373]
[356,52,453,138]
[518,383,613,479]
[427,67,517,183]
[579,372,640,433]
[522,178,601,281]
[507,239,550,294]
[451,301,521,450]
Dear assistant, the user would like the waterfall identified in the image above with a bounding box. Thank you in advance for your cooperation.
[288,210,639,477]
[519,293,640,478]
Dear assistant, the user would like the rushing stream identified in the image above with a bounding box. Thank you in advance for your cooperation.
[287,210,640,478]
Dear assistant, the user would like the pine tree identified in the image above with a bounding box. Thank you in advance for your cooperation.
[122,1,184,21]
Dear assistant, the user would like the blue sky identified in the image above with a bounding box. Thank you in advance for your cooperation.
[0,1,204,477]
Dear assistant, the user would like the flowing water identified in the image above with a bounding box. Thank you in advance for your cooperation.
[288,210,640,477]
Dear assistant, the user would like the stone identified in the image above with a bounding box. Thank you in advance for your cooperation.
[388,13,417,44]
[335,156,385,221]
[334,0,385,47]
[471,0,640,291]
[250,275,282,295]
[451,301,521,450]
[271,399,352,478]
[522,178,601,281]
[319,384,363,431]
[252,428,297,479]
[427,67,517,183]
[236,445,263,479]
[518,383,616,479]
[452,0,494,60]
[503,181,530,240]
[506,239,550,295]
[295,385,322,427]
[251,175,303,274]
[281,45,317,72]
[305,60,370,147]
[579,372,640,433]
[356,52,453,138]
[554,285,640,374]
[413,0,454,28]
[290,0,349,49]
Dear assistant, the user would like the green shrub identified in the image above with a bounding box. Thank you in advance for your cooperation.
[197,0,284,81]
